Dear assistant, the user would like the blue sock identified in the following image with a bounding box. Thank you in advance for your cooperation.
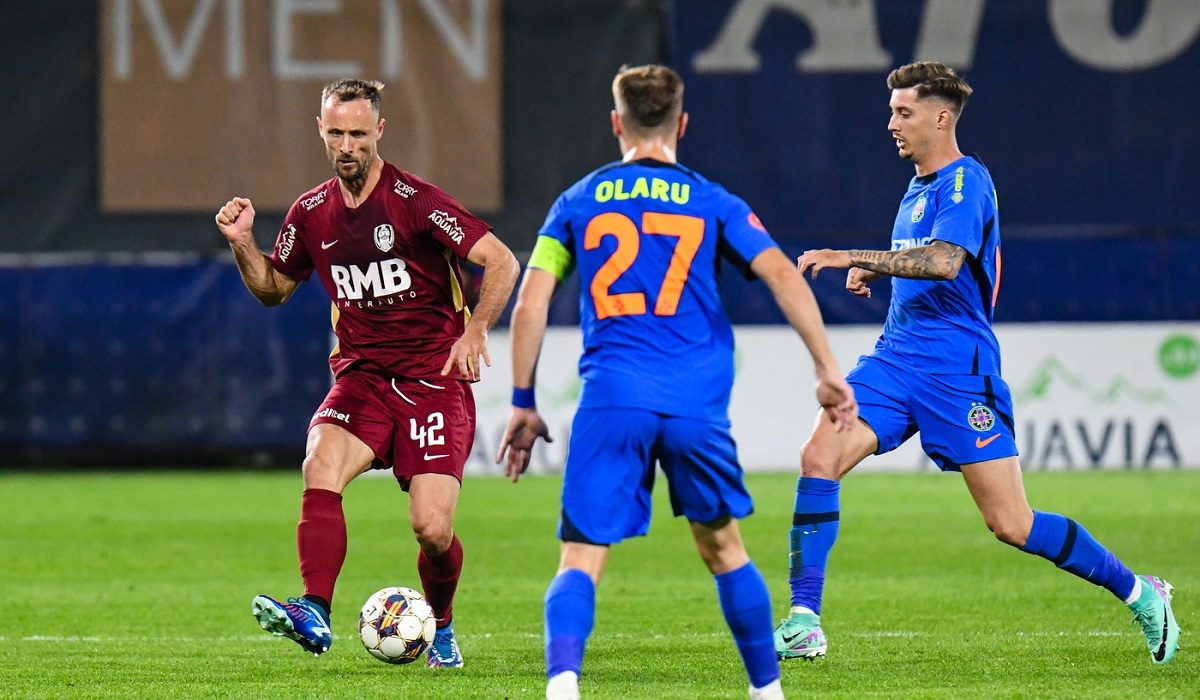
[716,562,779,690]
[789,477,840,614]
[1020,511,1136,601]
[544,568,595,678]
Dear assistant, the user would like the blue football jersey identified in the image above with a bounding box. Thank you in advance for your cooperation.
[534,159,778,421]
[877,155,1002,375]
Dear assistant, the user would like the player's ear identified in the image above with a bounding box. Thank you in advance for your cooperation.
[677,112,688,140]
[611,110,622,138]
[316,117,324,139]
[377,117,386,140]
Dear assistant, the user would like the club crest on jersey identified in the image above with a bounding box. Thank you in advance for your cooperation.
[966,404,995,432]
[374,224,395,252]
[911,193,927,222]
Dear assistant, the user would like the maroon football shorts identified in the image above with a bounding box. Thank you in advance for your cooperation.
[309,369,476,490]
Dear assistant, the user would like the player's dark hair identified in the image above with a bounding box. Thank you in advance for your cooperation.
[612,64,683,133]
[321,79,385,113]
[887,62,972,117]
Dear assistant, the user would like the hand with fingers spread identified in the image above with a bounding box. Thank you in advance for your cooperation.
[441,323,490,381]
[495,407,552,482]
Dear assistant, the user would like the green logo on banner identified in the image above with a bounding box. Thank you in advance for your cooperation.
[1159,334,1199,380]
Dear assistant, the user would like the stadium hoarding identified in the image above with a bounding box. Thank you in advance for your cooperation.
[468,323,1200,474]
[99,0,501,213]
[667,1,1200,238]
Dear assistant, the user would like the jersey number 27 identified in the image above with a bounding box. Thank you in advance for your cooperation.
[584,212,704,320]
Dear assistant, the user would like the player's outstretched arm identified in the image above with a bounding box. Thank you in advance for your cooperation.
[496,268,557,482]
[751,247,858,430]
[442,232,521,380]
[215,197,299,306]
[799,241,966,282]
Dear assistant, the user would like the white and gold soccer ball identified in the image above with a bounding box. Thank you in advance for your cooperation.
[358,586,436,664]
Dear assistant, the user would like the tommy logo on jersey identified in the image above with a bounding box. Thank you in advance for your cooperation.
[966,403,995,432]
[393,179,417,198]
[374,224,395,252]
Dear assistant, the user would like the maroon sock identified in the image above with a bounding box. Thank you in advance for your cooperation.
[297,488,346,610]
[418,535,463,628]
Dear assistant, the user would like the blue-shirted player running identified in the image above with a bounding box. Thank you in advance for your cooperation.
[774,61,1180,666]
[496,64,858,700]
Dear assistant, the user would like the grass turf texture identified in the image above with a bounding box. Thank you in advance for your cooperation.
[0,470,1195,699]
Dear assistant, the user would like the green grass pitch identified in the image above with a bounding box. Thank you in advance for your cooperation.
[0,469,1195,699]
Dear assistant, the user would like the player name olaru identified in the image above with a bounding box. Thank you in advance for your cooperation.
[594,177,691,204]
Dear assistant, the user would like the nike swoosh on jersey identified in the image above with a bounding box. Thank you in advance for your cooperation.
[321,240,339,250]
[975,434,1000,448]
[423,454,449,461]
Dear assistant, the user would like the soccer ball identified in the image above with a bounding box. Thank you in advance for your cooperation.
[358,586,436,664]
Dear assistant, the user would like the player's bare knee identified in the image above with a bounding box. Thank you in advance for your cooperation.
[301,452,340,491]
[800,439,838,479]
[987,517,1029,548]
[412,519,453,554]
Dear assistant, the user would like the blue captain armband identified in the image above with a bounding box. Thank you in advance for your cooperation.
[527,236,575,282]
[512,386,536,409]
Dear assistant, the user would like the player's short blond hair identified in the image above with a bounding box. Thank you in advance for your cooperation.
[887,62,972,118]
[321,79,385,113]
[612,64,683,134]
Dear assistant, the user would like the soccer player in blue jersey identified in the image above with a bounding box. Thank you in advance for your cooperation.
[773,61,1180,666]
[496,64,858,700]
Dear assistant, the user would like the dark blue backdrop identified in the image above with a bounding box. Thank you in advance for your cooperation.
[669,1,1200,238]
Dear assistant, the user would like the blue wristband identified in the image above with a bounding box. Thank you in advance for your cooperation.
[512,386,536,409]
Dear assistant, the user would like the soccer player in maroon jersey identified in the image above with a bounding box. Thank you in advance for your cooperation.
[215,79,519,666]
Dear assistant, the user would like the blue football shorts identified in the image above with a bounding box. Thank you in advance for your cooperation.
[558,407,754,545]
[846,352,1018,471]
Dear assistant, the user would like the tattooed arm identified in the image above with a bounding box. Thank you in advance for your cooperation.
[797,240,967,282]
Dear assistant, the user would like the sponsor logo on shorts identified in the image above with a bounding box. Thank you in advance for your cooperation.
[423,454,449,461]
[966,404,995,432]
[975,434,1000,448]
[314,407,350,423]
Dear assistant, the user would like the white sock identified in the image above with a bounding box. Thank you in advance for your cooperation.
[789,606,816,616]
[749,678,785,700]
[546,670,580,700]
[1124,576,1143,606]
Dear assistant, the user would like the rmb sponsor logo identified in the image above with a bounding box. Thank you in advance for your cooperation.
[278,224,298,262]
[374,223,395,252]
[301,190,327,211]
[315,407,350,423]
[394,179,417,198]
[429,210,465,244]
[331,259,412,301]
